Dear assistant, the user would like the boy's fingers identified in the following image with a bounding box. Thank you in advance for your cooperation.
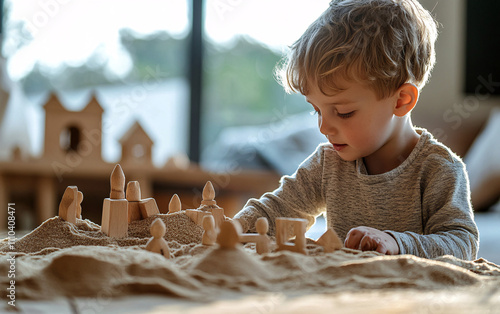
[359,235,379,251]
[344,228,364,249]
[375,243,388,254]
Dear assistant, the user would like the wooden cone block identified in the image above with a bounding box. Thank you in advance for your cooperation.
[110,165,125,199]
[316,228,343,253]
[201,181,217,206]
[168,194,181,214]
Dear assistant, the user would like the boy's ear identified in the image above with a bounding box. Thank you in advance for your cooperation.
[394,83,419,117]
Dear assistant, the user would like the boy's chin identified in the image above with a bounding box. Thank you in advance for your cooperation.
[334,151,358,162]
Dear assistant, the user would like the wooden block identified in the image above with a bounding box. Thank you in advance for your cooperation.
[316,228,343,253]
[275,218,287,248]
[209,207,225,230]
[217,220,241,250]
[128,201,142,223]
[237,217,270,254]
[276,218,307,255]
[239,234,259,243]
[185,209,208,226]
[294,220,307,253]
[59,186,78,224]
[76,191,83,219]
[126,181,141,202]
[202,215,216,246]
[168,194,181,214]
[145,218,170,258]
[101,198,128,238]
[139,198,159,218]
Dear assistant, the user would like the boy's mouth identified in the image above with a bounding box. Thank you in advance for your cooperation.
[332,143,347,151]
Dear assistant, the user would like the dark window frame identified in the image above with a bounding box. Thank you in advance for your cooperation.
[188,0,203,163]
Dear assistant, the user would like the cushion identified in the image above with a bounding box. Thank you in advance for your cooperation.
[464,107,500,210]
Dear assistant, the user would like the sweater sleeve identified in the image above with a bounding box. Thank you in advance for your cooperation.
[234,145,327,234]
[386,155,479,260]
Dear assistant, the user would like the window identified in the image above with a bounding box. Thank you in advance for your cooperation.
[2,0,328,170]
[201,0,329,172]
[60,125,81,153]
[2,0,190,166]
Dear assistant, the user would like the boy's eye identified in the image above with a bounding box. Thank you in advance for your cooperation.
[337,111,355,119]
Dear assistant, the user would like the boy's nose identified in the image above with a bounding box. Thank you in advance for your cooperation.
[319,117,336,136]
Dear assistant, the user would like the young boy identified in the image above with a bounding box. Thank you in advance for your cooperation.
[234,0,479,260]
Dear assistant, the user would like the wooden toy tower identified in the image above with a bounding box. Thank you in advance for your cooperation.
[43,93,104,165]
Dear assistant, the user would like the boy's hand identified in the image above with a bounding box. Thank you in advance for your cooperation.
[344,226,399,255]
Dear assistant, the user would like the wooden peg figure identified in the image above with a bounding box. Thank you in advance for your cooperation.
[255,217,270,254]
[202,215,216,245]
[168,194,181,214]
[256,217,268,235]
[145,218,171,258]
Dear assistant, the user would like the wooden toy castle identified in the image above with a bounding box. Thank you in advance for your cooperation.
[56,163,343,256]
[0,92,280,231]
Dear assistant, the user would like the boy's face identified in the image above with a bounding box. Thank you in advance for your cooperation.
[305,79,401,162]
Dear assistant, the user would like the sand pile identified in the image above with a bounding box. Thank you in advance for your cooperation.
[0,246,208,300]
[128,212,203,244]
[0,213,203,255]
[1,215,500,301]
[190,246,275,291]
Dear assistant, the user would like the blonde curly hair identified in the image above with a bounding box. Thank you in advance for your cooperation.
[277,0,438,99]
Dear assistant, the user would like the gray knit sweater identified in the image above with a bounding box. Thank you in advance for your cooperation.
[234,128,479,260]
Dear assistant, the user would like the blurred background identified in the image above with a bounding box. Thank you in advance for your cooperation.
[0,0,327,166]
[0,0,498,262]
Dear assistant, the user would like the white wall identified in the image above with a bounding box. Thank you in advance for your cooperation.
[414,0,499,156]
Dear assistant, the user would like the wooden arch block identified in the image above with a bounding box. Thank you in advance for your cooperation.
[275,218,307,255]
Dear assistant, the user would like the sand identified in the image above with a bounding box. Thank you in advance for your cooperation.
[1,213,500,303]
[0,213,203,256]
